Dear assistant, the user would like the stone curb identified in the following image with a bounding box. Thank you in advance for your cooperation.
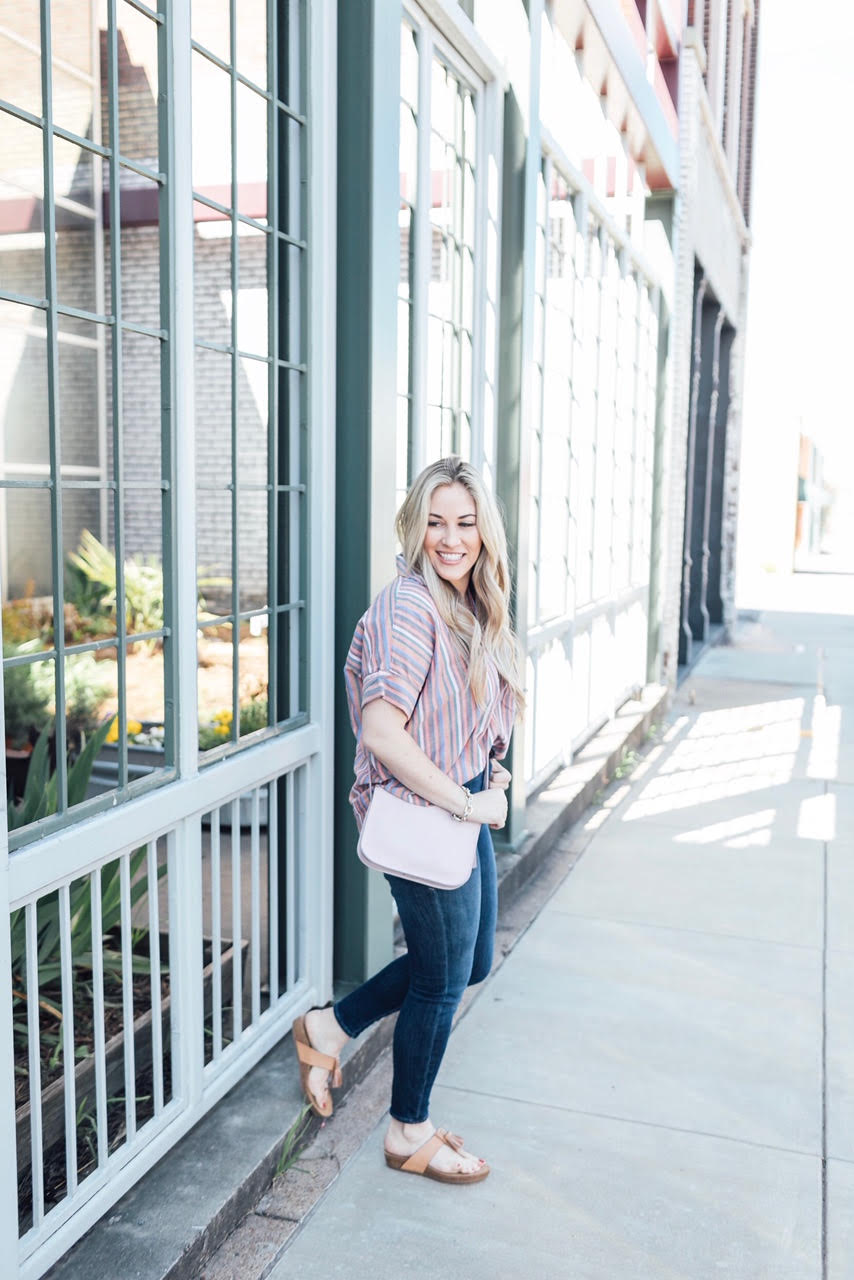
[46,683,668,1280]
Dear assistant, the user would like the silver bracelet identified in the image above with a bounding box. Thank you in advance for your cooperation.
[451,785,473,823]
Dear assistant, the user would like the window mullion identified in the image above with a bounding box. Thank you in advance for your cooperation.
[229,0,240,741]
[106,0,129,793]
[267,0,279,725]
[165,0,199,777]
[40,0,69,812]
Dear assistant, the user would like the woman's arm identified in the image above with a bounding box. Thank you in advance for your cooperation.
[361,698,507,828]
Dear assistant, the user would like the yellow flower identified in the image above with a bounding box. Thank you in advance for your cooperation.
[214,709,233,724]
[215,723,229,737]
[105,717,142,743]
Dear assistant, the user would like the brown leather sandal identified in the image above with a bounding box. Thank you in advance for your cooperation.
[292,1010,342,1118]
[384,1127,490,1184]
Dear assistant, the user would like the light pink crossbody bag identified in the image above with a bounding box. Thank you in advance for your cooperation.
[356,764,486,890]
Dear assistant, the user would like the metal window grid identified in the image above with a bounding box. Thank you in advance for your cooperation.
[525,144,662,792]
[398,1,494,485]
[191,0,309,758]
[0,4,335,1274]
[0,0,173,849]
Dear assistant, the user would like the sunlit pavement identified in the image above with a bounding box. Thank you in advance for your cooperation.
[269,572,853,1280]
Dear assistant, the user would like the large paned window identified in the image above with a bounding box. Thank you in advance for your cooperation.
[191,0,307,759]
[397,5,494,500]
[0,0,309,837]
[526,153,659,790]
[1,1,171,846]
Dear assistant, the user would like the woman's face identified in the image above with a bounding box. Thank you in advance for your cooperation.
[422,482,483,595]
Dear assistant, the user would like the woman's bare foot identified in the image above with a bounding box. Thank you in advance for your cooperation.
[384,1117,486,1177]
[304,1006,349,1111]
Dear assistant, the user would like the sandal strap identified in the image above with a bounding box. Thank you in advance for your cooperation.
[400,1127,465,1174]
[295,1039,342,1086]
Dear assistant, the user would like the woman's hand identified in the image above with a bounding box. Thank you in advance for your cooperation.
[489,761,511,791]
[469,787,507,829]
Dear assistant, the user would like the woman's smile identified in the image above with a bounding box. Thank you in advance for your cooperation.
[423,483,483,594]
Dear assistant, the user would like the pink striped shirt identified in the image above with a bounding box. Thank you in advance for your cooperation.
[345,557,516,829]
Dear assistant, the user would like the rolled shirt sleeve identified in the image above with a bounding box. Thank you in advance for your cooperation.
[351,578,437,721]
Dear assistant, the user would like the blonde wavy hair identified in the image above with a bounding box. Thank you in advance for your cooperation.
[396,457,525,713]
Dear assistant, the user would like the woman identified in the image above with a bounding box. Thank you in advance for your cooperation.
[293,456,524,1184]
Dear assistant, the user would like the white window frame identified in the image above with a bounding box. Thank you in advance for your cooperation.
[0,4,336,1274]
[524,127,660,793]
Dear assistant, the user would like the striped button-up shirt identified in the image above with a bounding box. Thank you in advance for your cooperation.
[344,557,516,829]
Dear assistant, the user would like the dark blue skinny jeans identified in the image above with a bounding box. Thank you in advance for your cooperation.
[333,771,496,1124]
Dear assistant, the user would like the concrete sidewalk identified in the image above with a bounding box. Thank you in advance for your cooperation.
[260,575,854,1280]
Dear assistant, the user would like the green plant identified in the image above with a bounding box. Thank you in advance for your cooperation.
[2,649,53,748]
[274,1103,313,1177]
[7,715,115,832]
[26,651,113,745]
[239,694,268,736]
[67,530,164,639]
[8,717,167,1087]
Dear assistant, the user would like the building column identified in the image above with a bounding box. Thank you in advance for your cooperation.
[333,0,401,987]
[494,0,542,848]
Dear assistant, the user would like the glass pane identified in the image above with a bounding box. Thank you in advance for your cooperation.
[237,225,268,356]
[64,648,113,763]
[119,174,161,326]
[55,205,99,315]
[195,339,232,460]
[2,486,53,619]
[194,201,232,345]
[50,0,101,142]
[117,1,160,169]
[192,0,231,63]
[3,654,53,768]
[0,112,46,300]
[63,492,115,643]
[192,51,231,199]
[122,488,164,639]
[236,82,267,221]
[54,137,97,208]
[122,635,165,741]
[0,32,41,117]
[238,498,267,613]
[121,329,163,486]
[0,301,49,475]
[197,489,233,619]
[238,621,268,736]
[237,355,268,489]
[236,0,267,88]
[58,328,104,468]
[198,619,234,749]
